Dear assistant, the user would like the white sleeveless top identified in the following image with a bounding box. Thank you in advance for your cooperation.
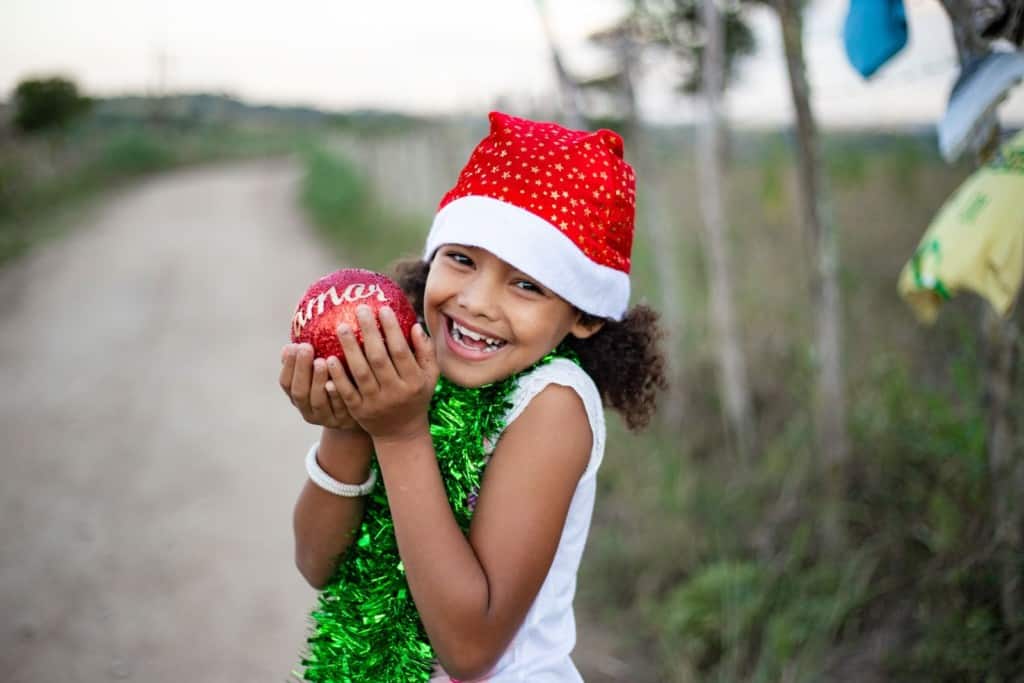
[436,358,606,682]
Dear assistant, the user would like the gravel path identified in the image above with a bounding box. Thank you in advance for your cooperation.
[0,160,332,682]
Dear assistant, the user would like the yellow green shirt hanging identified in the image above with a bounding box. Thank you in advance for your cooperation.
[899,130,1024,323]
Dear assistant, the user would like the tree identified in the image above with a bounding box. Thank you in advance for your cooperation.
[576,1,759,447]
[12,76,91,134]
[696,0,757,459]
[639,0,758,94]
[534,0,586,130]
[773,0,849,548]
[938,0,1023,636]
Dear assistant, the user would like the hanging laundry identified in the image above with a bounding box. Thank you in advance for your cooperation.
[938,51,1024,163]
[899,131,1024,323]
[971,0,1024,46]
[843,0,909,78]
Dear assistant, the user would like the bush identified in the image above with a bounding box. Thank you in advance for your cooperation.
[13,77,91,134]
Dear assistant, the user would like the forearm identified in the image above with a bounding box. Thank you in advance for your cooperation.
[374,430,498,676]
[293,426,373,589]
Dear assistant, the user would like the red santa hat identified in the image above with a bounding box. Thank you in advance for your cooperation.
[423,111,636,320]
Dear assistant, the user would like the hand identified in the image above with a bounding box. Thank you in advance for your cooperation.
[279,343,362,432]
[331,304,439,443]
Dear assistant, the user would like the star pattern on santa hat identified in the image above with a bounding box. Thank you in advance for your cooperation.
[438,112,636,274]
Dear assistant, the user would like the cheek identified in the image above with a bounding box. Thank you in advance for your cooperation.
[510,304,574,346]
[423,273,444,312]
[544,309,580,346]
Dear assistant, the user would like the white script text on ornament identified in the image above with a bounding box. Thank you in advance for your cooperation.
[292,283,390,337]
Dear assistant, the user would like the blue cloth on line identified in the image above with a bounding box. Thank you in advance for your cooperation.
[843,0,909,79]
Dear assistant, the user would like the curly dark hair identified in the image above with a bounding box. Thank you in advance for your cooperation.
[392,258,667,431]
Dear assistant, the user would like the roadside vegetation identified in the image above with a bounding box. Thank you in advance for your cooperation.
[299,146,426,268]
[0,78,317,265]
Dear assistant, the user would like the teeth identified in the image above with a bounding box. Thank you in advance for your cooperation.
[453,322,503,346]
[451,320,505,352]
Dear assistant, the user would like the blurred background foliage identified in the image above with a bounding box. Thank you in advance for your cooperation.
[0,85,325,263]
[2,61,1021,679]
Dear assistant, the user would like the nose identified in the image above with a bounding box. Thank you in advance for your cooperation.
[456,271,500,320]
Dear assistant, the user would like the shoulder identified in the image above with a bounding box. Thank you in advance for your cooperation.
[505,382,592,463]
[504,359,605,475]
[507,359,602,428]
[479,361,600,487]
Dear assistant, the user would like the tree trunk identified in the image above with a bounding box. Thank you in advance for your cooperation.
[698,0,756,459]
[939,0,1023,635]
[775,0,849,546]
[534,0,586,130]
[641,147,688,428]
[983,306,1023,633]
[607,20,689,429]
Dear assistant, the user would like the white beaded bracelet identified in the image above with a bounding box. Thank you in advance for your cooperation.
[304,442,377,497]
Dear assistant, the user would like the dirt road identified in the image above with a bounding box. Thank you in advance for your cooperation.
[0,160,331,682]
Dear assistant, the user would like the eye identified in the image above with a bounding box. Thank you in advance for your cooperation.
[445,250,473,267]
[514,279,543,294]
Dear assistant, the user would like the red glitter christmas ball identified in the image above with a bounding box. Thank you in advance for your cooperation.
[290,268,417,361]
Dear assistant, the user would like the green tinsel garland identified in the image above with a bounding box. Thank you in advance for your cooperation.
[302,349,570,682]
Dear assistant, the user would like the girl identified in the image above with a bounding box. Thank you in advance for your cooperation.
[280,112,665,682]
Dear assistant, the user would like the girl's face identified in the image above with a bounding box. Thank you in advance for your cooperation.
[424,244,601,388]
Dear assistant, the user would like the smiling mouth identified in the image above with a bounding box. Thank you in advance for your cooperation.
[446,316,507,354]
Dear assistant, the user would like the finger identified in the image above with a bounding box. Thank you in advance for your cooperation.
[290,344,315,406]
[327,354,362,408]
[337,322,378,394]
[279,344,297,397]
[412,324,439,380]
[357,305,398,386]
[324,378,346,419]
[308,358,330,415]
[380,306,419,380]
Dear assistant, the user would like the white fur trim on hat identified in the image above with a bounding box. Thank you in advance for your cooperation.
[423,195,630,320]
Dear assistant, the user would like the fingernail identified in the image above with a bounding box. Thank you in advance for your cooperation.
[337,323,351,335]
[357,305,370,316]
[381,306,394,318]
[327,356,339,367]
[314,358,325,370]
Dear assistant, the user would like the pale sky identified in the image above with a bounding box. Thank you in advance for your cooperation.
[3,0,1023,128]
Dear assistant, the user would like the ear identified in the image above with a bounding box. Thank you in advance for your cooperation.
[569,313,605,340]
